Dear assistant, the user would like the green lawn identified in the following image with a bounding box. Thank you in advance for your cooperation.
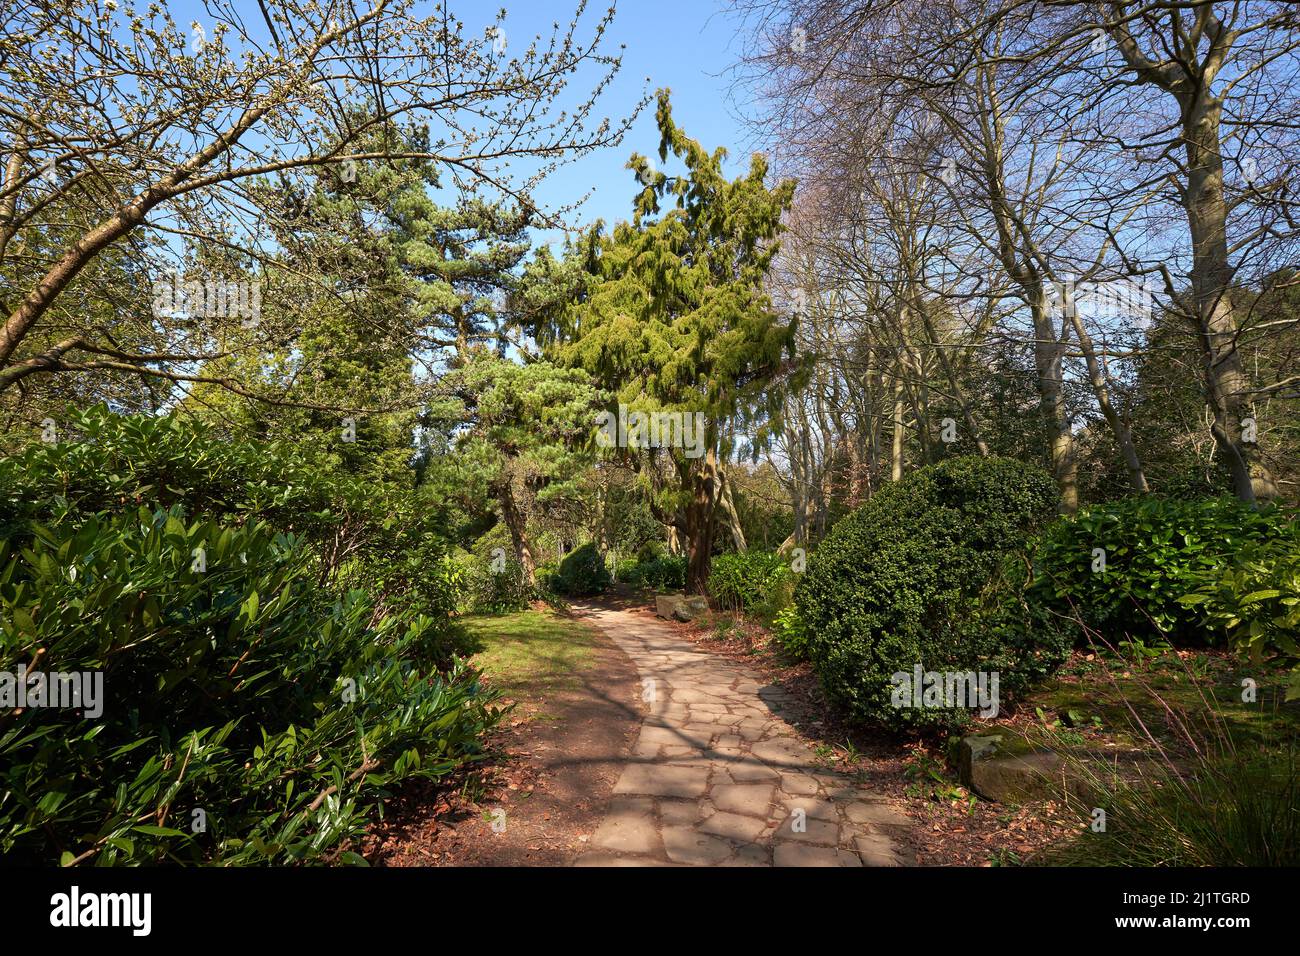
[460,608,601,717]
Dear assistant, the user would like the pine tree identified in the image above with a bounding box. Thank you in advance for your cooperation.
[189,123,536,488]
[422,350,604,584]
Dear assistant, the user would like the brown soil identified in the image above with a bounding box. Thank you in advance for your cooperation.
[363,590,1081,867]
[362,602,643,866]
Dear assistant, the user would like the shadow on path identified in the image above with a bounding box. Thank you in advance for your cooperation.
[570,599,915,867]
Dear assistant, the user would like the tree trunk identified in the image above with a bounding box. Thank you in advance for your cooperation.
[1030,290,1079,513]
[684,444,719,596]
[891,380,905,481]
[496,476,536,586]
[1060,284,1149,493]
[715,464,747,552]
[1181,95,1269,503]
[784,424,808,549]
[916,302,990,456]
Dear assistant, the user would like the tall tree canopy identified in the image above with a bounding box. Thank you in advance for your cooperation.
[532,91,797,593]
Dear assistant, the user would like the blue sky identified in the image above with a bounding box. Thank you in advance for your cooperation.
[494,0,754,232]
[153,1,756,238]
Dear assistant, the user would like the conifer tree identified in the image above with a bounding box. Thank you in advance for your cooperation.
[423,350,604,584]
[190,124,537,489]
[532,92,797,593]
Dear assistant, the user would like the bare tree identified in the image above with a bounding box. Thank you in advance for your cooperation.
[0,0,637,401]
[729,0,1300,505]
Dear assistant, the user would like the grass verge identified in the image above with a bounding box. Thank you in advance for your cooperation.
[461,607,602,720]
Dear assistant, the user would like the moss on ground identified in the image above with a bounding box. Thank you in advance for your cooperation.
[1019,649,1298,753]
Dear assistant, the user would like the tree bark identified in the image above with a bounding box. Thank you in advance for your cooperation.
[915,301,991,456]
[891,379,905,481]
[1105,10,1276,504]
[715,464,748,552]
[495,475,536,586]
[684,444,719,596]
[1060,284,1149,493]
[1030,289,1079,513]
[1182,95,1266,503]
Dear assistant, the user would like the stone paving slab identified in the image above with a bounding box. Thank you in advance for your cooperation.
[572,604,914,867]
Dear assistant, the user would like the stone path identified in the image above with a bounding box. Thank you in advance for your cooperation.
[572,604,914,867]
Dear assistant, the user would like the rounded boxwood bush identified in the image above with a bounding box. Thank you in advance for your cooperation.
[553,542,612,596]
[795,456,1068,732]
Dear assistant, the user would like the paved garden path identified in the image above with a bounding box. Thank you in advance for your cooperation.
[571,604,914,867]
